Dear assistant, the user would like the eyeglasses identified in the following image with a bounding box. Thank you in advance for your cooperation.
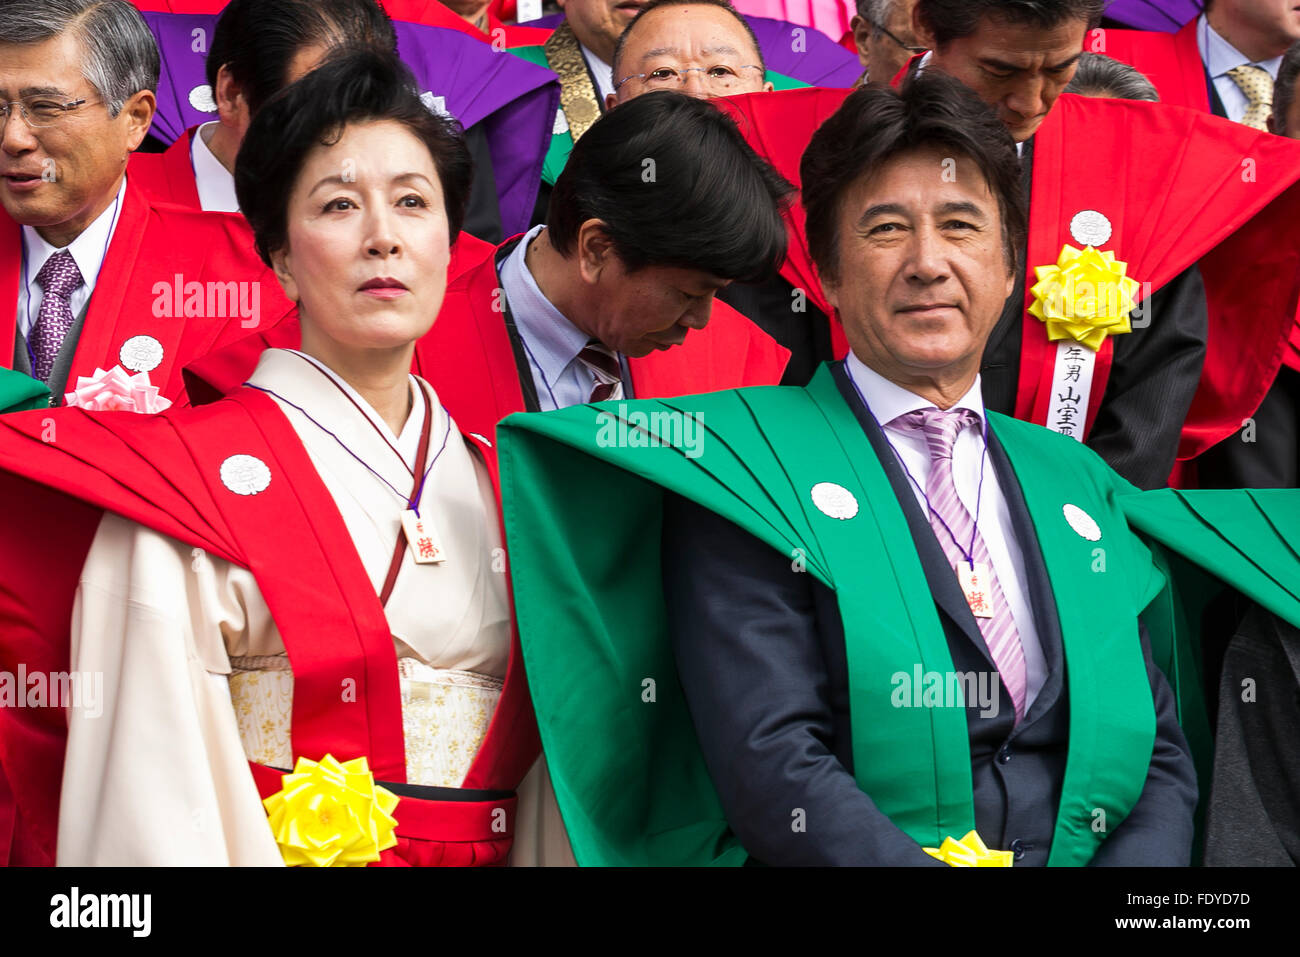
[868,18,926,54]
[0,94,97,129]
[614,64,765,93]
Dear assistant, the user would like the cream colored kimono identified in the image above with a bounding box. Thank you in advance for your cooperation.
[57,348,573,866]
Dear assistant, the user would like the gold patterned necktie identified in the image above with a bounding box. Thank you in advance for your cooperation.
[1226,64,1273,131]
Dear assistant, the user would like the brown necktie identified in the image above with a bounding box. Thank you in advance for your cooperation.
[577,339,624,403]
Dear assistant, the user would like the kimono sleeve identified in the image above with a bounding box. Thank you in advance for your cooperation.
[57,512,283,865]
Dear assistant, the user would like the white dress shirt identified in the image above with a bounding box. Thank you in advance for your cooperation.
[16,177,126,339]
[498,224,628,411]
[190,121,240,213]
[581,43,616,103]
[845,352,1048,709]
[1197,13,1283,125]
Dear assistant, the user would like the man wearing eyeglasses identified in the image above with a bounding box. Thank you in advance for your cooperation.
[510,0,853,234]
[606,0,774,105]
[0,0,293,413]
[847,0,921,88]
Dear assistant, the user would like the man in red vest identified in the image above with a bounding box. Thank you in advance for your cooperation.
[0,0,293,407]
[716,0,1300,491]
[1101,2,1300,487]
[129,0,517,249]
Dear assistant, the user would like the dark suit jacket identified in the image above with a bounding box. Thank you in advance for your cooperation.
[661,361,1198,865]
[11,298,91,402]
[1204,602,1300,866]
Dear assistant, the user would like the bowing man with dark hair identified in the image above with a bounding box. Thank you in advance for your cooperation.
[406,89,794,452]
[490,73,1241,867]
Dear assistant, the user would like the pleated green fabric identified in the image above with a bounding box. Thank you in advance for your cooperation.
[500,366,1298,865]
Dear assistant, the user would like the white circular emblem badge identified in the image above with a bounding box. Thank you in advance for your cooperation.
[1069,210,1112,248]
[188,84,217,113]
[811,482,859,520]
[1062,503,1101,542]
[119,335,164,373]
[220,454,272,496]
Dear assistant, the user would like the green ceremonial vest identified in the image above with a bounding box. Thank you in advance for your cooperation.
[0,367,50,413]
[509,42,808,187]
[500,365,1289,866]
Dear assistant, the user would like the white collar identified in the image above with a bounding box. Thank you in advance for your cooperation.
[580,42,616,102]
[21,176,126,296]
[261,348,430,472]
[845,351,985,430]
[190,122,241,213]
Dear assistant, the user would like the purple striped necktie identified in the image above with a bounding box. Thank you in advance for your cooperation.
[30,250,84,383]
[893,407,1027,722]
[578,338,624,403]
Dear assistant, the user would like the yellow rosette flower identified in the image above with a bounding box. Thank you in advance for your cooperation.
[923,830,1014,867]
[262,754,400,867]
[1028,244,1141,351]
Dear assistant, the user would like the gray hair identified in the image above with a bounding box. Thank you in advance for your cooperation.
[0,0,159,117]
[1274,41,1300,136]
[856,0,895,23]
[1065,52,1159,102]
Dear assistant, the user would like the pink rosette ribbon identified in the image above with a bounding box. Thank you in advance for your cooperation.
[63,365,172,413]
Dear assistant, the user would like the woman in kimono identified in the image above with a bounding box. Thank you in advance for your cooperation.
[0,49,569,866]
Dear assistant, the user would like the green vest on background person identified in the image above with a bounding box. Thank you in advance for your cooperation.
[0,369,50,414]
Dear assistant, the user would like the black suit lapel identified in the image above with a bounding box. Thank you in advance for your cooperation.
[494,237,543,414]
[1205,66,1228,118]
[830,362,995,665]
[985,430,1066,724]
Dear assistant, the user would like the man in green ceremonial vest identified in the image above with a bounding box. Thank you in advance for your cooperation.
[497,72,1300,866]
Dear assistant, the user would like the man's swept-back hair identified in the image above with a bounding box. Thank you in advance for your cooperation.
[1066,52,1159,102]
[611,0,766,82]
[801,71,1027,283]
[0,0,159,117]
[916,0,1104,48]
[207,0,397,117]
[236,49,472,266]
[547,91,792,282]
[1275,41,1300,136]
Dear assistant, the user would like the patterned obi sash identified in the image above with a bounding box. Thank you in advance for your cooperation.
[233,656,515,866]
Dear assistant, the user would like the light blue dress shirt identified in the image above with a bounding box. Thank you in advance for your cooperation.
[1197,13,1283,125]
[498,225,629,411]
